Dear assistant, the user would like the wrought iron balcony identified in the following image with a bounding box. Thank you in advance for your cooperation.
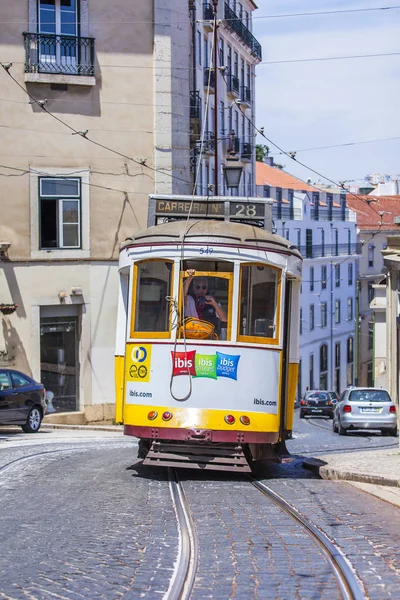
[197,131,215,154]
[227,74,240,95]
[311,207,356,222]
[241,142,252,160]
[204,68,215,90]
[203,2,214,21]
[241,85,251,104]
[23,32,95,77]
[190,91,201,120]
[223,3,262,60]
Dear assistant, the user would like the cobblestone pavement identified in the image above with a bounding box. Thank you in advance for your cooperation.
[0,444,178,600]
[180,473,342,600]
[0,419,399,599]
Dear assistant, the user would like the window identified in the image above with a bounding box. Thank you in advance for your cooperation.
[348,264,353,285]
[37,0,79,73]
[335,264,340,287]
[347,298,353,321]
[132,260,173,337]
[321,229,325,257]
[335,300,341,324]
[0,372,12,391]
[309,354,314,389]
[219,37,224,66]
[333,229,339,255]
[335,342,341,394]
[306,229,313,258]
[321,302,327,327]
[197,31,201,65]
[300,308,303,335]
[234,51,239,77]
[347,229,351,254]
[347,337,354,363]
[368,283,375,303]
[239,264,280,343]
[309,267,314,292]
[39,177,81,249]
[367,362,373,387]
[368,321,374,350]
[310,304,315,330]
[296,229,301,248]
[321,265,327,290]
[319,344,328,389]
[10,372,31,388]
[368,244,374,267]
[204,37,208,67]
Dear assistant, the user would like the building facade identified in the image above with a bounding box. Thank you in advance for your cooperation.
[346,195,400,387]
[0,0,260,420]
[257,161,359,398]
[189,0,260,197]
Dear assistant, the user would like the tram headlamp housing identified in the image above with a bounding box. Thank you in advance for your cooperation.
[162,411,173,421]
[240,416,250,426]
[147,411,158,421]
[224,414,235,424]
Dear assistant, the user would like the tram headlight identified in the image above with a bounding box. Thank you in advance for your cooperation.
[147,411,158,421]
[162,411,173,421]
[224,415,235,425]
[240,416,250,426]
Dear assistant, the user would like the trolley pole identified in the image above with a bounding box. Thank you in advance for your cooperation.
[213,0,219,195]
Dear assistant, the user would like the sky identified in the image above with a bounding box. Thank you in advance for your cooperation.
[252,0,400,186]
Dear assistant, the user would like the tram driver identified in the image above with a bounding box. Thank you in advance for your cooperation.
[183,270,227,331]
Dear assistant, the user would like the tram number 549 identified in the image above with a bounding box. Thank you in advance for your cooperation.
[199,247,214,255]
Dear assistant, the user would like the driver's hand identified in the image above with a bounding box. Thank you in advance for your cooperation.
[205,295,215,305]
[186,269,195,277]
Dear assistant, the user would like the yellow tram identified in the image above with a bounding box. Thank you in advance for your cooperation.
[115,213,302,471]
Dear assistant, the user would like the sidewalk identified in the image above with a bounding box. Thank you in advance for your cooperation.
[304,447,400,508]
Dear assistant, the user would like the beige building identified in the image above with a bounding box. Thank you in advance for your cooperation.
[0,0,260,421]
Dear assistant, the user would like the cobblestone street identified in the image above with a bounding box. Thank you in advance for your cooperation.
[0,414,399,599]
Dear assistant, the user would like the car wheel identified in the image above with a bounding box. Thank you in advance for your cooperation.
[21,406,42,433]
[299,411,305,419]
[338,419,347,436]
[382,427,398,437]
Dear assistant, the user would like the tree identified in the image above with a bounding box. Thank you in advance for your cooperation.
[256,144,270,162]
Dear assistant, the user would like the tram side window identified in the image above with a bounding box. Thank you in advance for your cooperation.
[133,260,172,335]
[239,264,279,341]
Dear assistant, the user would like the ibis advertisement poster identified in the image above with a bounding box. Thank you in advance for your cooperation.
[125,343,280,414]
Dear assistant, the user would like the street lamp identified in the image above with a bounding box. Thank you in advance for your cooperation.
[223,155,243,189]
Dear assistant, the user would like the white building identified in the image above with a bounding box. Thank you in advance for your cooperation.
[257,161,359,397]
[189,0,261,197]
[346,194,400,387]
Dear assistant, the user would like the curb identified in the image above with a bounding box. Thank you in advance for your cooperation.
[41,423,123,433]
[303,458,400,488]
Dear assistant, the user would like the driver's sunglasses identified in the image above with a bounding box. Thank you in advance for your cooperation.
[196,285,207,290]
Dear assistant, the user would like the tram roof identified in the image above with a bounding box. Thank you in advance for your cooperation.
[121,220,302,258]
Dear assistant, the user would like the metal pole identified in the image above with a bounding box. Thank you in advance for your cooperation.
[213,0,219,195]
[354,277,360,386]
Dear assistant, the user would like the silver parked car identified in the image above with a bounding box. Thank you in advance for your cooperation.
[332,387,398,436]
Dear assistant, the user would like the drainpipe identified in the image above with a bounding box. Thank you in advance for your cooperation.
[354,277,360,386]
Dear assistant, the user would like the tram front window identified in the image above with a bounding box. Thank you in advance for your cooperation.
[132,260,173,335]
[239,264,280,341]
[182,268,231,340]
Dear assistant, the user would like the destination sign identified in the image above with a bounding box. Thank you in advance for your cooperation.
[155,199,266,220]
[156,199,224,217]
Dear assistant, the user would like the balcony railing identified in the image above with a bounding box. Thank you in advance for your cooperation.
[204,68,215,90]
[241,85,251,104]
[197,131,215,154]
[311,207,356,222]
[203,2,214,21]
[227,74,240,95]
[23,32,95,76]
[190,91,201,120]
[224,3,262,60]
[241,142,252,160]
[273,206,302,220]
[299,243,362,259]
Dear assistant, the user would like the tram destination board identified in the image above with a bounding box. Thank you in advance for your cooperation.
[155,199,266,221]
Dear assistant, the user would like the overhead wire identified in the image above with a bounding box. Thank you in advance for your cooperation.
[1,4,399,25]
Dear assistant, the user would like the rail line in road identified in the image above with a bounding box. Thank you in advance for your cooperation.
[166,469,199,600]
[250,477,366,600]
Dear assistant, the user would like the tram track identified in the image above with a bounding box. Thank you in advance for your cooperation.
[249,477,366,600]
[166,468,199,600]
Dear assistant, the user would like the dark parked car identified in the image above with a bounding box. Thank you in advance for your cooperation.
[300,390,335,419]
[0,369,46,433]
